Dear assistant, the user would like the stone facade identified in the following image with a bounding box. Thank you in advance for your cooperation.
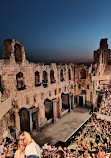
[0,39,76,140]
[0,38,110,141]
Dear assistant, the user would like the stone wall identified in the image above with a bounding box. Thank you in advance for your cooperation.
[0,39,75,133]
[0,38,109,135]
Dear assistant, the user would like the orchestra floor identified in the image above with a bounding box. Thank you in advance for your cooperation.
[32,107,91,146]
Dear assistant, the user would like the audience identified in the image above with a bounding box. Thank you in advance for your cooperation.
[1,83,111,157]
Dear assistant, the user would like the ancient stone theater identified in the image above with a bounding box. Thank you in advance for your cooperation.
[0,38,110,141]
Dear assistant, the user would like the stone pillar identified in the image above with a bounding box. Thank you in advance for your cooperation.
[47,70,50,86]
[37,110,40,132]
[83,95,85,107]
[15,111,20,131]
[52,98,60,123]
[71,94,74,110]
[59,97,62,118]
[52,100,55,123]
[29,112,32,132]
[58,98,61,118]
[68,94,71,112]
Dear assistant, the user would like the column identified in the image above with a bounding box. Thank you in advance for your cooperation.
[52,100,55,123]
[37,110,40,132]
[72,94,74,110]
[68,94,71,112]
[29,111,32,132]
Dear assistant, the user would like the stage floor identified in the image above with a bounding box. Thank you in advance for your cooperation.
[32,107,91,146]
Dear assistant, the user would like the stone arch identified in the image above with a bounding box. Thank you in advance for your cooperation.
[16,72,26,91]
[3,39,12,60]
[19,108,30,132]
[42,70,48,87]
[80,69,86,79]
[14,44,22,63]
[60,69,64,82]
[3,39,25,62]
[44,99,53,120]
[68,69,71,80]
[35,71,41,87]
[50,70,55,84]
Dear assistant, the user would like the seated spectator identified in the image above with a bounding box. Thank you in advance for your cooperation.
[14,134,25,158]
[56,150,64,158]
[22,131,42,158]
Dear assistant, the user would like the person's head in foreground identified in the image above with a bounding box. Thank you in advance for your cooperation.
[56,150,64,158]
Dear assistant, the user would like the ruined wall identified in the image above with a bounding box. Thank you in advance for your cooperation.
[92,39,111,108]
[74,64,93,104]
[1,38,109,135]
[0,39,75,132]
[94,38,110,65]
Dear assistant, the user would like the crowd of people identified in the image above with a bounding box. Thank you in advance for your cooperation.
[0,84,111,157]
[68,113,111,151]
[0,113,110,158]
[99,87,111,116]
[0,132,42,158]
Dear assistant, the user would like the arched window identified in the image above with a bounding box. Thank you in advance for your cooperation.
[68,69,71,80]
[50,70,56,84]
[81,90,86,95]
[0,75,4,94]
[80,69,86,79]
[42,71,48,88]
[14,44,22,63]
[35,71,41,87]
[16,72,26,91]
[60,69,64,82]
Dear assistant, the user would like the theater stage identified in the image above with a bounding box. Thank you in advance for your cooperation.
[32,107,91,146]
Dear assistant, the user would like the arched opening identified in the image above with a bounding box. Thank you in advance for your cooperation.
[97,95,103,109]
[61,93,69,112]
[16,72,26,91]
[19,108,30,132]
[60,69,64,82]
[35,71,41,87]
[68,69,71,80]
[42,71,48,88]
[14,44,22,63]
[80,69,86,79]
[50,70,56,84]
[10,112,15,127]
[0,75,4,94]
[44,99,53,120]
[81,90,87,95]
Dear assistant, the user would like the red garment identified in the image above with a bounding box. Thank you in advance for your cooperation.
[98,150,105,158]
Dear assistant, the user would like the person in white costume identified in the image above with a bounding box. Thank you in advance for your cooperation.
[22,132,42,158]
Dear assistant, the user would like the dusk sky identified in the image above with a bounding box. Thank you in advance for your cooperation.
[0,0,111,63]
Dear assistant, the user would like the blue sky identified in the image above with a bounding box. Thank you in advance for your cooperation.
[0,0,111,63]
